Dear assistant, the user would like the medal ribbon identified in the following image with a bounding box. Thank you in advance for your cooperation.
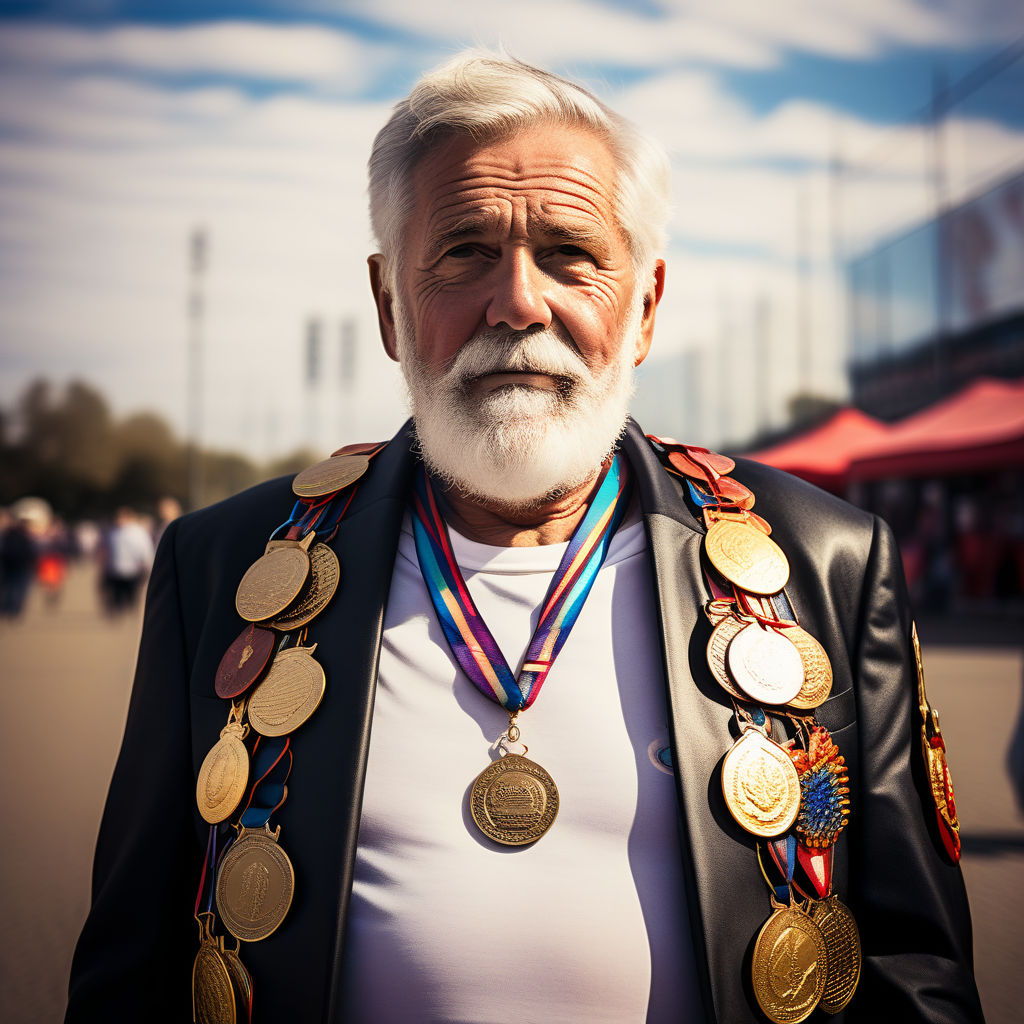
[237,736,292,829]
[411,455,633,713]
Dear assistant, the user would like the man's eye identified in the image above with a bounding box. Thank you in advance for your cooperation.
[556,244,591,259]
[444,244,479,259]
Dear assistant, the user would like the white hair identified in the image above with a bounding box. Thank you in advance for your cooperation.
[368,49,671,285]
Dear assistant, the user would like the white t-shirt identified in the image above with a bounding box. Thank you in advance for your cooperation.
[341,508,701,1023]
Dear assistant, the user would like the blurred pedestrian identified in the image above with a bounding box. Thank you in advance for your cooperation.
[100,507,155,614]
[0,506,39,618]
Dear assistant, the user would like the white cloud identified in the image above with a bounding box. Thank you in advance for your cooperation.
[0,21,389,90]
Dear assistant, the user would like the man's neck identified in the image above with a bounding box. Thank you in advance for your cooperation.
[438,473,603,547]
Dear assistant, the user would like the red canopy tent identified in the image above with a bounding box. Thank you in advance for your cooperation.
[746,408,890,491]
[847,377,1024,481]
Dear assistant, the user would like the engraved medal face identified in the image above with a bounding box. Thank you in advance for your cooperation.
[706,615,751,700]
[247,644,326,737]
[292,453,370,498]
[196,723,250,824]
[470,753,559,846]
[721,729,801,837]
[235,538,312,623]
[192,941,236,1024]
[782,626,833,709]
[705,518,790,595]
[727,623,804,706]
[215,623,276,699]
[216,827,295,942]
[811,896,861,1014]
[752,907,828,1024]
[268,543,340,632]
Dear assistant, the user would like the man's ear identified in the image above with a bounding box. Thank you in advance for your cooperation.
[633,259,665,367]
[368,254,398,362]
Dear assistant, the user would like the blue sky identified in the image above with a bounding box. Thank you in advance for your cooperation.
[1,0,1022,454]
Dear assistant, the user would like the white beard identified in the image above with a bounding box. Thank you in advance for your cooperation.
[394,296,642,510]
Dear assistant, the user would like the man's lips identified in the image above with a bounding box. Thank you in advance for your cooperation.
[475,370,559,390]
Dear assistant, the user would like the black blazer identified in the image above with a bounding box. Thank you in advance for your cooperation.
[66,420,983,1023]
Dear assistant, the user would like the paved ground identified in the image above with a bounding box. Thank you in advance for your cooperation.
[1,565,1022,1023]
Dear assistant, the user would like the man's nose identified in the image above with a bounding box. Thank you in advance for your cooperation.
[485,248,552,332]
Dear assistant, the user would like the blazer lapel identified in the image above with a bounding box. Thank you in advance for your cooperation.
[623,422,769,1024]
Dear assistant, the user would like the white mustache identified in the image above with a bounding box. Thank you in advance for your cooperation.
[443,328,590,390]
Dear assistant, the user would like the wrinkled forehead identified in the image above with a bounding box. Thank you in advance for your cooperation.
[406,124,624,244]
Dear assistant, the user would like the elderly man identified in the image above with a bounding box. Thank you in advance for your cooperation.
[67,53,982,1024]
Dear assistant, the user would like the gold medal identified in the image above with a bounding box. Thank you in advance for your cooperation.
[192,928,236,1024]
[220,944,252,1015]
[196,718,249,825]
[292,453,371,498]
[706,614,752,700]
[235,533,314,623]
[726,622,804,706]
[470,752,559,846]
[705,514,790,595]
[752,903,828,1024]
[721,728,801,837]
[216,825,295,942]
[268,543,340,632]
[811,896,861,1014]
[247,644,326,737]
[783,625,833,709]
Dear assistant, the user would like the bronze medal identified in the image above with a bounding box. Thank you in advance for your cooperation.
[247,644,326,737]
[235,534,314,623]
[292,453,370,498]
[705,517,790,595]
[470,752,559,846]
[192,937,236,1024]
[811,896,861,1014]
[268,543,340,632]
[706,614,752,700]
[196,722,249,825]
[220,945,252,1014]
[721,729,801,837]
[215,623,276,699]
[752,904,828,1024]
[727,622,804,706]
[216,825,295,942]
[783,625,833,709]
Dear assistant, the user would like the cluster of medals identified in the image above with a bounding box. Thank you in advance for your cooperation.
[649,436,862,1024]
[191,443,383,1024]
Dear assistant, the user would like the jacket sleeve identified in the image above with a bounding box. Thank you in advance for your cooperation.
[65,519,200,1022]
[850,515,984,1022]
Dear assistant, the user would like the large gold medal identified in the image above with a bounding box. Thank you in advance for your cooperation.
[235,534,314,623]
[216,825,295,942]
[706,614,752,700]
[192,936,236,1024]
[268,543,340,632]
[726,622,803,706]
[196,722,249,825]
[783,625,833,709]
[247,644,326,737]
[811,896,861,1014]
[470,753,559,846]
[752,904,828,1024]
[721,729,800,837]
[705,516,790,595]
[292,453,370,498]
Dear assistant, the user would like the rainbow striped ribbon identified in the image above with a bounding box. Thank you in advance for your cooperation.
[411,455,633,713]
